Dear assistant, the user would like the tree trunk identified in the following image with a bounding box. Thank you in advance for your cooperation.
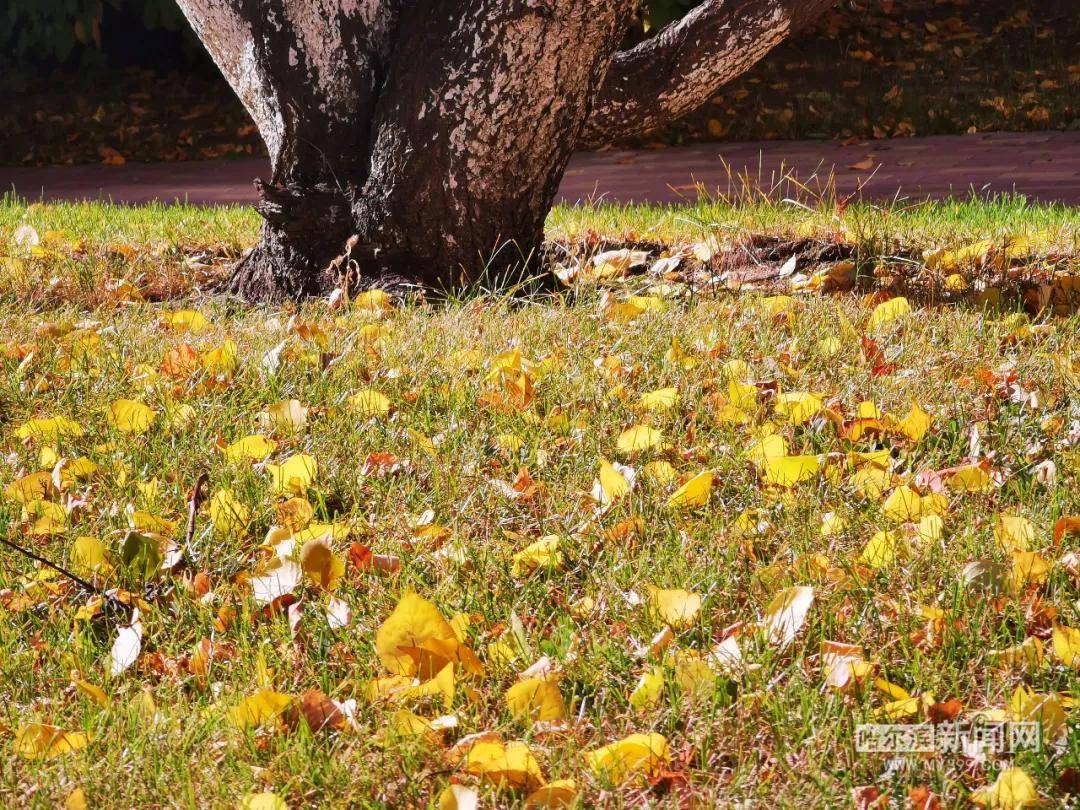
[175,0,832,301]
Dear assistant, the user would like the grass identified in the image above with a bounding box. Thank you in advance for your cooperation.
[0,196,1077,807]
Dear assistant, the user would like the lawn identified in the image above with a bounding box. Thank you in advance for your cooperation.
[0,196,1078,807]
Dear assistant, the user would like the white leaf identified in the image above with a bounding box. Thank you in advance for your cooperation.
[110,620,143,676]
[13,224,40,251]
[764,585,814,647]
[709,635,743,673]
[261,340,288,376]
[251,559,301,606]
[326,596,352,629]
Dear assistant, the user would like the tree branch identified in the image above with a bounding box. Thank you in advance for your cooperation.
[582,0,835,147]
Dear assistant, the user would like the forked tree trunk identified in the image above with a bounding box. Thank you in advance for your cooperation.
[175,0,833,300]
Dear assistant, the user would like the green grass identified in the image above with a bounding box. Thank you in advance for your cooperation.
[0,197,1077,807]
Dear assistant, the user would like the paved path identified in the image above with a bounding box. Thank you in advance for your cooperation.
[2,132,1078,207]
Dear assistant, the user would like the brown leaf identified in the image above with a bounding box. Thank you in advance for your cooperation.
[160,344,199,377]
[283,689,344,733]
[348,541,373,571]
[1053,516,1080,546]
[907,785,941,810]
[926,698,963,723]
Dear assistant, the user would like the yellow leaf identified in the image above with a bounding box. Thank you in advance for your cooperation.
[463,739,545,792]
[970,766,1039,809]
[989,637,1044,672]
[62,457,99,485]
[727,379,758,411]
[275,497,314,532]
[65,788,89,810]
[817,336,843,357]
[994,513,1035,554]
[715,403,750,424]
[761,296,794,316]
[354,289,393,312]
[763,455,820,487]
[4,471,54,503]
[239,793,288,810]
[896,402,932,442]
[376,592,481,678]
[666,470,714,509]
[629,668,664,710]
[640,387,678,411]
[851,465,895,499]
[229,689,293,728]
[224,434,277,462]
[24,499,68,534]
[882,485,922,521]
[944,273,969,292]
[647,586,701,628]
[856,401,881,419]
[523,780,577,809]
[926,240,994,272]
[643,460,676,484]
[160,309,208,333]
[13,723,90,759]
[108,399,155,435]
[72,536,109,572]
[875,695,922,720]
[201,340,239,375]
[384,708,441,740]
[774,392,823,425]
[299,537,345,590]
[606,300,645,322]
[506,677,566,722]
[594,460,632,506]
[860,530,902,569]
[917,514,944,544]
[266,454,317,495]
[1009,551,1050,591]
[127,509,174,535]
[821,512,847,537]
[393,662,456,709]
[673,650,717,695]
[15,416,84,441]
[721,358,750,381]
[1052,625,1080,667]
[616,425,663,455]
[293,522,348,544]
[867,297,911,330]
[438,784,477,810]
[947,465,994,492]
[874,677,911,702]
[210,489,249,535]
[511,535,563,578]
[348,389,391,418]
[1008,686,1066,739]
[168,403,196,430]
[584,733,670,783]
[745,433,787,465]
[72,675,111,708]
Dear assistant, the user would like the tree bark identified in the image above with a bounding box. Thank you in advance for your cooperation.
[582,0,837,146]
[174,0,832,301]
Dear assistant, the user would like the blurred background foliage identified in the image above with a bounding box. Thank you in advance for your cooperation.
[1,0,196,68]
[0,0,694,71]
